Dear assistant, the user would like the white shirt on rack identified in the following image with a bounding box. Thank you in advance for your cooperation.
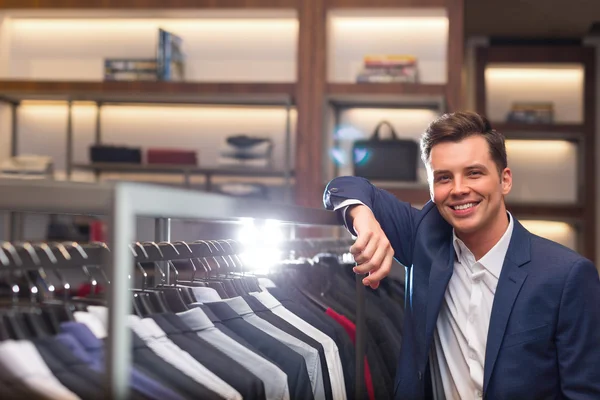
[251,290,348,400]
[128,315,242,400]
[0,340,80,400]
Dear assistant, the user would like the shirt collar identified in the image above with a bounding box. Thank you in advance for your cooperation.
[452,212,514,279]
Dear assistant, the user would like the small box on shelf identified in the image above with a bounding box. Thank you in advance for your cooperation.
[356,54,419,84]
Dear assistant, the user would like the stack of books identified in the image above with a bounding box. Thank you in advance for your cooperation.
[104,28,185,82]
[356,55,419,83]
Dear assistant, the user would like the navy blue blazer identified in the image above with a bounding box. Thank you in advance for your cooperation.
[324,176,600,400]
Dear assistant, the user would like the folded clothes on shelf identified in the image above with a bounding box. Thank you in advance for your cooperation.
[90,145,142,164]
[147,148,198,166]
[0,155,54,180]
[219,135,274,168]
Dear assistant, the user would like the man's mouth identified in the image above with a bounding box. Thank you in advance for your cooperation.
[451,202,479,211]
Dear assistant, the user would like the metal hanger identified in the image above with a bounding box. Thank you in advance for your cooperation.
[141,241,167,285]
[128,244,148,291]
[64,242,99,296]
[15,242,41,304]
[0,244,18,306]
[47,242,72,299]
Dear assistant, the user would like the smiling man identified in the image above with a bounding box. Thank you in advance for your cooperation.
[323,111,600,399]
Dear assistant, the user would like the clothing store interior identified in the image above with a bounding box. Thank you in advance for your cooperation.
[0,0,597,399]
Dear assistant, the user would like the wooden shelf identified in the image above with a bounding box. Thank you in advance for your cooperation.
[0,80,295,106]
[493,123,585,141]
[327,0,445,7]
[0,0,296,8]
[73,163,293,178]
[506,204,584,220]
[327,83,446,108]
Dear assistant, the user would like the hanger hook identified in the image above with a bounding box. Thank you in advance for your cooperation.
[64,242,98,294]
[33,243,58,294]
[159,241,180,255]
[142,241,164,258]
[2,242,22,266]
[134,242,149,259]
[0,245,19,305]
[167,260,179,286]
[15,242,40,303]
[66,242,88,260]
[209,240,231,270]
[0,243,11,266]
[129,244,147,291]
[194,240,221,272]
[223,239,245,273]
[47,242,72,299]
[140,242,166,285]
[172,241,197,282]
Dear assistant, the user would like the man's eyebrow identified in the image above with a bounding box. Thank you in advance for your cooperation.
[465,163,488,170]
[432,164,489,175]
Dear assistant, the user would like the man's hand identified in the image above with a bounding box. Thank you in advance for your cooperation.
[348,205,394,289]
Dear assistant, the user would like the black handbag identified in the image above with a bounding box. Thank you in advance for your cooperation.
[352,121,419,181]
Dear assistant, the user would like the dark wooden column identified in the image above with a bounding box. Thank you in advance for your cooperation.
[295,0,327,208]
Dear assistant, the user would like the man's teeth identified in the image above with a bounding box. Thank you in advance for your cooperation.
[454,203,475,210]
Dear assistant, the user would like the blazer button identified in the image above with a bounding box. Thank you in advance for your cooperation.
[418,372,422,380]
[329,188,338,193]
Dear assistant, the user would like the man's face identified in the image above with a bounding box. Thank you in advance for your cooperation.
[427,135,512,236]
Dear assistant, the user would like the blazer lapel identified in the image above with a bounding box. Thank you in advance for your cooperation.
[423,240,454,370]
[483,220,531,392]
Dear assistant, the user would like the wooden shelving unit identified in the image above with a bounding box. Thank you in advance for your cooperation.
[475,45,596,260]
[72,162,293,191]
[0,0,466,210]
[0,0,296,8]
[0,80,295,105]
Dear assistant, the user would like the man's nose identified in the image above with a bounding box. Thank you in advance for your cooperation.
[451,178,469,195]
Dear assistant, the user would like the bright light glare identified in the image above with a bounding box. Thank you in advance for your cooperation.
[48,285,55,292]
[31,287,38,294]
[12,285,19,293]
[238,219,284,271]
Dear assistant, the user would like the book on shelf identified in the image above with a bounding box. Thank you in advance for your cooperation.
[103,28,185,82]
[506,102,554,124]
[157,28,185,81]
[356,54,419,83]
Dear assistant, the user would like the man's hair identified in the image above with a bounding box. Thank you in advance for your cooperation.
[420,111,507,175]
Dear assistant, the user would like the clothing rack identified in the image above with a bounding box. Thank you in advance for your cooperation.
[0,178,367,400]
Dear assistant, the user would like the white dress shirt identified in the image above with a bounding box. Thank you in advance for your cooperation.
[251,290,348,400]
[223,296,326,400]
[177,307,291,400]
[0,340,80,400]
[430,212,514,400]
[128,315,242,400]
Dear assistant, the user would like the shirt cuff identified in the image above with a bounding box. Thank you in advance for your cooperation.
[333,199,366,237]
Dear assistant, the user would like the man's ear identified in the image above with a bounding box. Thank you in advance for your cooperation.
[501,167,512,195]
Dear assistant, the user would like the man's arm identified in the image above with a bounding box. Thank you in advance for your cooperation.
[557,258,600,398]
[323,176,424,287]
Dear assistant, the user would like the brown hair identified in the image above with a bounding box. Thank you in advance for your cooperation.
[420,111,507,175]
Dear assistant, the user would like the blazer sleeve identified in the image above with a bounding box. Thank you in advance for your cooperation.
[556,258,600,398]
[323,175,424,268]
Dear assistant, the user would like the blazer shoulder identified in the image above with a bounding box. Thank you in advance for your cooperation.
[529,233,593,273]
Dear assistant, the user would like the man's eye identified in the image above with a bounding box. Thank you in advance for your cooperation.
[435,175,449,182]
[469,171,482,177]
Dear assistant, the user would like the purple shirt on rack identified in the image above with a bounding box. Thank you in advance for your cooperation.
[59,322,185,400]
